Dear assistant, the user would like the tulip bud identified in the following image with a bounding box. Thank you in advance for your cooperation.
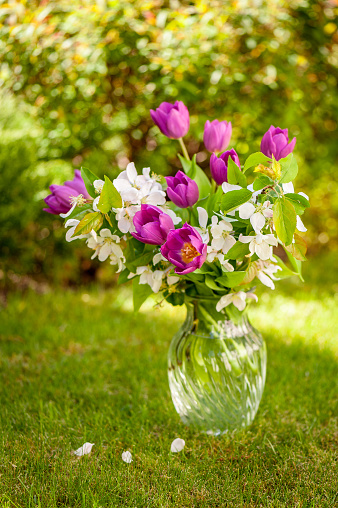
[203,120,232,153]
[165,171,199,208]
[131,205,174,245]
[260,125,296,161]
[150,101,190,139]
[210,149,241,185]
[43,170,90,215]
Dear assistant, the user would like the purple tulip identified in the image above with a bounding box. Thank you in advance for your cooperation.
[203,120,232,153]
[161,223,207,274]
[166,171,199,208]
[260,125,296,161]
[150,101,190,139]
[210,149,241,185]
[131,205,174,245]
[43,170,90,215]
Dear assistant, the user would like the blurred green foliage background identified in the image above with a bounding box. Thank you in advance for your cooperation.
[0,0,337,290]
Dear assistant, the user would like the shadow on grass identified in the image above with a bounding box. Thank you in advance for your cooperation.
[1,290,337,507]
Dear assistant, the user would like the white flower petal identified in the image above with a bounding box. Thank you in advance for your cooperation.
[238,202,255,220]
[250,212,265,233]
[153,252,165,265]
[255,242,272,261]
[238,234,252,244]
[216,294,233,312]
[92,196,101,212]
[122,451,133,463]
[282,182,294,194]
[73,442,94,457]
[98,243,111,262]
[257,271,275,289]
[126,162,137,184]
[171,438,185,453]
[93,179,105,193]
[222,235,236,254]
[232,295,246,311]
[222,182,242,193]
[197,207,208,229]
[296,216,307,232]
[60,202,77,218]
[298,191,309,201]
[167,275,180,285]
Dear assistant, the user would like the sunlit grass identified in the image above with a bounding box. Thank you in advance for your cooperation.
[0,287,337,507]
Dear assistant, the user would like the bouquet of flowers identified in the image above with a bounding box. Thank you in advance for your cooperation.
[44,101,309,317]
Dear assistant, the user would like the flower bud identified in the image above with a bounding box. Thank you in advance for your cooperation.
[150,101,190,139]
[203,120,232,153]
[165,171,199,208]
[210,149,241,185]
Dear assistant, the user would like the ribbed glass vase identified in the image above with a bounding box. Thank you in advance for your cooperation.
[168,300,267,435]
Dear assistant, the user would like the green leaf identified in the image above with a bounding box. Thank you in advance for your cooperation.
[279,154,298,183]
[205,275,224,291]
[285,193,309,216]
[226,242,250,259]
[72,212,103,237]
[98,175,122,213]
[64,203,92,221]
[126,251,154,273]
[273,198,297,246]
[178,154,211,199]
[274,255,297,279]
[81,166,99,198]
[285,250,304,282]
[133,277,153,312]
[253,174,273,191]
[227,157,247,187]
[285,233,307,261]
[216,271,246,288]
[243,152,271,173]
[221,189,252,214]
[118,269,130,285]
[177,154,192,174]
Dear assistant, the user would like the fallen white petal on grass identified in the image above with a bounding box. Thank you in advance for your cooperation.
[171,438,185,453]
[73,442,95,457]
[122,451,133,463]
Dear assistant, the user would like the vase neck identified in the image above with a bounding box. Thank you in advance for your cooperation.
[184,300,249,337]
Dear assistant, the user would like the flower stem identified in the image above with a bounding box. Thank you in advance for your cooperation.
[178,137,190,161]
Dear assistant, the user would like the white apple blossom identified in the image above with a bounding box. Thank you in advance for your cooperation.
[238,201,273,233]
[128,265,179,293]
[210,216,236,254]
[206,248,234,272]
[158,205,182,225]
[115,205,140,234]
[93,179,105,193]
[216,291,258,312]
[282,182,308,232]
[86,229,125,271]
[239,233,278,261]
[255,260,282,290]
[113,163,165,205]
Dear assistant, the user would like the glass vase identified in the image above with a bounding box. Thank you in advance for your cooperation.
[168,300,267,435]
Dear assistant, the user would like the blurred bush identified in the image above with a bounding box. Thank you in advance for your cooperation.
[0,0,337,286]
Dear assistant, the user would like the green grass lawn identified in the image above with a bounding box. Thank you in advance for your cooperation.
[0,284,337,507]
